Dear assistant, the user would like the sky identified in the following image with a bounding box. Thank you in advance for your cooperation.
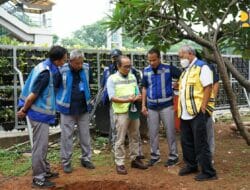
[51,0,109,38]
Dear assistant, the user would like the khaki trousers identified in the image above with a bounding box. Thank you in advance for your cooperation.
[114,113,140,166]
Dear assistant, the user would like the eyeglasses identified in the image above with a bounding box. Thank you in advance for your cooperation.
[122,65,132,69]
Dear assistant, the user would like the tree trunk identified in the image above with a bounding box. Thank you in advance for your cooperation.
[213,48,250,145]
[223,59,250,92]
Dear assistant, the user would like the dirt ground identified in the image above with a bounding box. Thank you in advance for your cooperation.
[0,123,250,190]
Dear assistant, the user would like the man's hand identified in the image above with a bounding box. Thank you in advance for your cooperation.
[200,106,206,114]
[128,95,135,102]
[141,105,148,116]
[134,94,142,102]
[17,107,27,119]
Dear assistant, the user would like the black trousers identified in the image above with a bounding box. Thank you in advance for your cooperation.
[180,112,216,176]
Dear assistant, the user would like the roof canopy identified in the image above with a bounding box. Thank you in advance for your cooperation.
[0,0,55,13]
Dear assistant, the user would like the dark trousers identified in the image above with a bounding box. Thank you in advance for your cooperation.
[180,112,216,176]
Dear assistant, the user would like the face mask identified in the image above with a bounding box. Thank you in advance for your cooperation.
[180,59,190,68]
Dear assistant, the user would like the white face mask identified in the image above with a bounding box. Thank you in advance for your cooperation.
[180,59,190,68]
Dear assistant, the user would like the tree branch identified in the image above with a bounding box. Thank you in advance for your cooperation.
[199,11,216,32]
[178,20,213,49]
[160,34,182,45]
[146,23,174,33]
[173,2,179,25]
[224,58,250,92]
[203,48,216,62]
[213,0,238,43]
[148,11,213,49]
[203,49,250,92]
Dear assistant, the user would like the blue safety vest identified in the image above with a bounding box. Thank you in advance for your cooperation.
[83,63,90,84]
[143,63,173,109]
[18,59,56,124]
[56,63,91,114]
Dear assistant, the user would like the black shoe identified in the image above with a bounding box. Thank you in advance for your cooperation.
[137,155,145,160]
[81,160,95,169]
[131,159,148,170]
[148,158,161,167]
[32,178,55,188]
[194,173,218,181]
[116,165,128,175]
[44,171,59,179]
[164,158,179,167]
[63,163,73,173]
[179,167,198,176]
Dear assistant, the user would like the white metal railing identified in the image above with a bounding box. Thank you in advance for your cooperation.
[13,47,33,148]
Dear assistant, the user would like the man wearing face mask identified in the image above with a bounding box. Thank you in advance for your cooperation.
[178,45,217,181]
[141,48,181,167]
[56,50,95,174]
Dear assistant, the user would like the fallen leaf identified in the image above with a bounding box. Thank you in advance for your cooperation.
[93,149,101,154]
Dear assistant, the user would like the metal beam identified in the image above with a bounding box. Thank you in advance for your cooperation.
[0,0,9,5]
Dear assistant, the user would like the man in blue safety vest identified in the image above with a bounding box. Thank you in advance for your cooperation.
[17,46,68,188]
[141,48,181,167]
[56,50,95,174]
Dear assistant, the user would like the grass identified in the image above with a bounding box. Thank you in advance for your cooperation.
[47,147,61,164]
[215,112,250,124]
[92,152,113,167]
[0,149,31,176]
[0,136,111,177]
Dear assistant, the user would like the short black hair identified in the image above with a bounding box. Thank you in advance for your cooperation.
[48,46,67,62]
[111,49,122,58]
[147,48,161,58]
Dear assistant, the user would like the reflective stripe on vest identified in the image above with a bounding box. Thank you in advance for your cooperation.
[31,104,55,115]
[83,63,90,83]
[147,96,173,103]
[56,99,70,108]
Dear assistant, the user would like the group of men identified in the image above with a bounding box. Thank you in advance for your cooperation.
[17,47,95,188]
[17,44,218,189]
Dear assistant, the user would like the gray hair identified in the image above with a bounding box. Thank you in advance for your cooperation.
[179,45,196,55]
[70,49,84,60]
[117,55,130,67]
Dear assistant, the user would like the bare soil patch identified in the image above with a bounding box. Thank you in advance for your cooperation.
[1,123,249,190]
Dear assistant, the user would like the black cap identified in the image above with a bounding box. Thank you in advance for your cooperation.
[110,49,122,58]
